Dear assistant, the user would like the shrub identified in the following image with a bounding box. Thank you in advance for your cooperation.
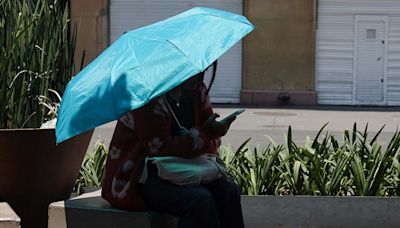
[74,141,108,194]
[0,0,77,128]
[219,124,400,196]
[75,124,400,196]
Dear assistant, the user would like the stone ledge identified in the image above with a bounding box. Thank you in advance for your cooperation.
[0,202,20,228]
[48,190,177,228]
[241,90,317,105]
[241,195,400,228]
[48,190,400,227]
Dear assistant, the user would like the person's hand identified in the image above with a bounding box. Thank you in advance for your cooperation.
[201,113,236,138]
[176,127,204,158]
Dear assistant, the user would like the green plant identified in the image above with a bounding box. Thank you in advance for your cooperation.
[287,124,354,196]
[0,0,77,128]
[38,88,62,122]
[220,139,284,195]
[74,141,108,194]
[220,123,400,196]
[348,124,400,196]
[275,126,312,195]
[72,124,400,197]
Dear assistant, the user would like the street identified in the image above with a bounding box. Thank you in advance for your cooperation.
[88,105,400,151]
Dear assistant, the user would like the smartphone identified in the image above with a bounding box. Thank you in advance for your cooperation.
[221,109,245,122]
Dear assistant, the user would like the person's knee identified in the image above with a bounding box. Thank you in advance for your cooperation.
[193,188,214,204]
[227,181,242,198]
[181,188,215,215]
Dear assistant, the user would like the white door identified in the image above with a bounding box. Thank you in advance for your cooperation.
[110,0,243,103]
[354,16,388,105]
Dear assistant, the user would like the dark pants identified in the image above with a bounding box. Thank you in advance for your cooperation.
[142,164,245,228]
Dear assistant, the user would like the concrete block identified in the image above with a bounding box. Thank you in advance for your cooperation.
[0,203,20,228]
[242,195,400,228]
[48,190,177,228]
[240,90,254,104]
[240,90,317,105]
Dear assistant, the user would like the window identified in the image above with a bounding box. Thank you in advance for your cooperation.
[366,29,376,39]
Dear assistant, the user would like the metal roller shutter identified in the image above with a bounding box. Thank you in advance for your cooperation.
[317,0,400,105]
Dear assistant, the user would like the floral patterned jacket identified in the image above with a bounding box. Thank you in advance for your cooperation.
[101,83,220,210]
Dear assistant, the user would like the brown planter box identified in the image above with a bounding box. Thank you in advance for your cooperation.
[0,129,93,228]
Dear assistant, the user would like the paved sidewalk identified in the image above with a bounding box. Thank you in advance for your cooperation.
[215,105,400,149]
[89,105,400,150]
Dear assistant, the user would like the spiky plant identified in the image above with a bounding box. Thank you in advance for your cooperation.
[0,0,77,128]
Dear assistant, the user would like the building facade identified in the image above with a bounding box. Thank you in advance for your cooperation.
[108,0,244,103]
[70,0,400,106]
[242,0,316,105]
[316,0,400,106]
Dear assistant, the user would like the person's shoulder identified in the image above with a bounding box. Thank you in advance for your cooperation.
[135,96,165,111]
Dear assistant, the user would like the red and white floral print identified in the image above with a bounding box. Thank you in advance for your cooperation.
[109,146,122,160]
[148,138,163,154]
[102,83,220,210]
[153,98,168,117]
[111,178,130,199]
[119,113,135,129]
[122,160,135,173]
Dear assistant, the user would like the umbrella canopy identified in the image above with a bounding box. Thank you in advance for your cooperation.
[56,7,254,144]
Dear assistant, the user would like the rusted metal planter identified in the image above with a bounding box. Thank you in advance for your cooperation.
[0,129,93,228]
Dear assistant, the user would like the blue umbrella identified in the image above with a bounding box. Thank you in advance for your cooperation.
[56,7,254,144]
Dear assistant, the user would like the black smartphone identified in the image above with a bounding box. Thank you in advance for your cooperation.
[220,109,245,122]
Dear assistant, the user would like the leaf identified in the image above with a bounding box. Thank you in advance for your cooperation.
[352,123,357,144]
[293,160,301,186]
[370,125,385,145]
[311,122,329,149]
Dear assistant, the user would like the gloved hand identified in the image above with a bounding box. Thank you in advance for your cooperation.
[177,127,204,158]
[201,113,236,139]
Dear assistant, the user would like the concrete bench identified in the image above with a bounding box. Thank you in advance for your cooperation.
[0,202,20,228]
[48,190,177,228]
[48,190,400,228]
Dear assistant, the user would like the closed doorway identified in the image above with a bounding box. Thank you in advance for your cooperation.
[354,15,388,105]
